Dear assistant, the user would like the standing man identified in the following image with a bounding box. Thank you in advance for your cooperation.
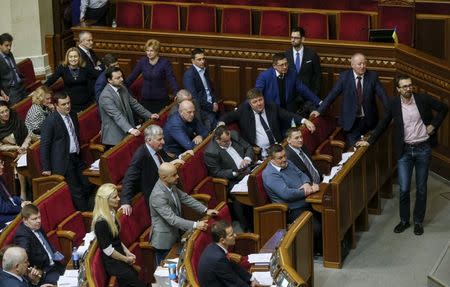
[80,0,109,26]
[255,52,321,115]
[95,53,119,102]
[40,91,92,211]
[183,48,218,130]
[0,246,53,287]
[285,127,321,185]
[204,125,254,231]
[13,204,65,285]
[286,27,322,96]
[164,100,208,156]
[78,31,102,75]
[120,124,192,216]
[311,53,389,147]
[99,67,158,148]
[149,163,218,265]
[220,88,315,157]
[0,33,26,104]
[357,75,448,235]
[197,221,260,287]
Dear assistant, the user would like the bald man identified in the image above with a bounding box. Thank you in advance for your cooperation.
[163,100,208,156]
[149,163,218,265]
[311,53,389,147]
[0,246,53,287]
[169,89,202,121]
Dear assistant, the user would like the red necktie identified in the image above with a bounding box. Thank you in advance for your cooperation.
[156,152,163,164]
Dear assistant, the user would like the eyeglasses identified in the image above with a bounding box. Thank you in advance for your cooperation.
[399,84,413,89]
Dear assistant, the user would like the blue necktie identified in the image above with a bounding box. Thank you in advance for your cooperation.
[295,52,301,73]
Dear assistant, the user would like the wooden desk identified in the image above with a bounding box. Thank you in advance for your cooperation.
[82,168,101,186]
[260,229,286,254]
[233,191,253,206]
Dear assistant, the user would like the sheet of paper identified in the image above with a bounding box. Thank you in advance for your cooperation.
[90,159,100,170]
[57,275,78,287]
[230,174,249,193]
[338,151,354,165]
[248,253,272,263]
[252,271,273,286]
[63,269,79,277]
[16,153,27,167]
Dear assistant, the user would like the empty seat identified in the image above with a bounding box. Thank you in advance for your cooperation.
[16,58,41,93]
[186,6,216,33]
[338,12,370,41]
[151,4,180,31]
[116,2,144,28]
[378,6,415,46]
[12,96,32,121]
[298,12,329,39]
[221,8,251,35]
[260,10,290,37]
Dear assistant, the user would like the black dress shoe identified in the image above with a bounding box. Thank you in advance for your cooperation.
[414,223,424,235]
[394,221,410,233]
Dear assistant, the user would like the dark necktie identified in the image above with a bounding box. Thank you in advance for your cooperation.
[155,152,163,165]
[36,231,54,263]
[356,76,363,110]
[277,75,286,109]
[0,181,16,206]
[258,112,276,145]
[3,55,20,84]
[298,149,320,183]
[85,49,95,65]
[295,52,301,73]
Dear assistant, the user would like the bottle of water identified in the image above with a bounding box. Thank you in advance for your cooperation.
[168,263,177,282]
[111,19,117,28]
[72,247,79,270]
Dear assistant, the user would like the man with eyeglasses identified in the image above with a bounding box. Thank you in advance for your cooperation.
[255,52,321,117]
[286,27,322,96]
[311,53,389,147]
[357,75,448,236]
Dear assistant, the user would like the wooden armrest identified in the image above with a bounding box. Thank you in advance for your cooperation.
[234,233,261,255]
[32,175,65,200]
[211,177,229,186]
[81,212,93,231]
[228,252,242,264]
[139,241,155,250]
[191,193,212,206]
[222,100,237,111]
[311,154,333,163]
[330,140,345,149]
[56,230,76,261]
[89,133,102,144]
[108,276,117,287]
[193,176,227,203]
[254,203,288,213]
[140,226,151,243]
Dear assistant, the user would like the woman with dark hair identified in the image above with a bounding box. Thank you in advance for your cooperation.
[125,39,179,113]
[44,47,96,113]
[0,101,33,200]
[92,183,145,287]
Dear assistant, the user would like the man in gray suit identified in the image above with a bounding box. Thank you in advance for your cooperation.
[99,67,159,148]
[149,162,218,265]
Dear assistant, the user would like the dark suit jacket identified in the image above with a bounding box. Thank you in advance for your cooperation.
[13,223,55,271]
[121,144,172,207]
[183,65,217,116]
[0,269,29,287]
[204,131,254,180]
[318,69,389,131]
[163,112,208,156]
[285,145,321,183]
[198,243,251,287]
[77,47,102,78]
[220,102,304,146]
[0,52,23,94]
[0,177,21,229]
[40,111,81,175]
[255,67,320,113]
[286,47,322,95]
[369,93,448,160]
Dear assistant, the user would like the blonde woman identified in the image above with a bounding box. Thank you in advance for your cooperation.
[44,47,96,113]
[92,183,145,287]
[24,86,54,138]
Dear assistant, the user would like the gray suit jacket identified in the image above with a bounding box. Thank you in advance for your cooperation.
[149,179,206,250]
[99,84,151,145]
[0,52,23,94]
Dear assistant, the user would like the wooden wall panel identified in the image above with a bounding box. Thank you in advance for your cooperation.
[118,58,132,76]
[219,66,241,103]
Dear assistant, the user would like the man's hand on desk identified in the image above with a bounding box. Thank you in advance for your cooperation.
[206,209,219,216]
[355,140,369,147]
[312,183,320,192]
[196,220,208,231]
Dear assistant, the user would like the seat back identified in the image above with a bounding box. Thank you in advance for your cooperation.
[186,6,216,33]
[12,96,33,121]
[298,12,329,39]
[260,11,290,37]
[78,104,101,165]
[247,160,270,206]
[0,215,23,248]
[221,8,251,35]
[86,241,110,287]
[151,4,180,31]
[338,12,370,41]
[116,2,144,28]
[49,78,64,93]
[118,194,151,247]
[16,58,37,88]
[27,141,42,179]
[100,137,135,184]
[378,5,415,46]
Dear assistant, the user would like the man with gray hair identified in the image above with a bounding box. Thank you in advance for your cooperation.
[77,31,102,75]
[0,246,53,287]
[119,124,193,215]
[170,89,202,121]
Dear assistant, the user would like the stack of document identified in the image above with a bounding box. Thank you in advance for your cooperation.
[252,271,275,286]
[322,151,355,183]
[230,174,249,193]
[248,253,272,265]
[16,153,27,167]
[57,270,78,287]
[90,159,100,171]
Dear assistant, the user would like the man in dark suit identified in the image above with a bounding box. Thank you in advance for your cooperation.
[286,27,322,96]
[95,53,119,102]
[311,53,389,147]
[77,31,102,77]
[164,100,208,156]
[40,91,93,211]
[183,48,218,130]
[0,246,52,287]
[285,127,321,185]
[197,220,259,287]
[220,88,315,157]
[255,52,321,115]
[119,124,192,216]
[358,75,448,236]
[0,33,26,104]
[13,204,65,285]
[204,125,254,230]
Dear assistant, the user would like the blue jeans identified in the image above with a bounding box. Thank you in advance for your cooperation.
[397,141,431,224]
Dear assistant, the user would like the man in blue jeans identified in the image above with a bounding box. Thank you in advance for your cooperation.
[357,75,448,235]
